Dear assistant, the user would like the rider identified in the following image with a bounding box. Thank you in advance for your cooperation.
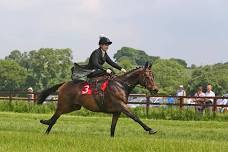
[87,35,127,78]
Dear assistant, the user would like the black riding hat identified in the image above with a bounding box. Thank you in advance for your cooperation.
[99,36,112,45]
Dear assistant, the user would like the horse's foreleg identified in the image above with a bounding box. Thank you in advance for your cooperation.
[40,110,62,134]
[45,112,61,134]
[110,112,121,137]
[120,102,157,134]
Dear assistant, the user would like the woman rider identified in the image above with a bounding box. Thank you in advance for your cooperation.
[86,35,127,78]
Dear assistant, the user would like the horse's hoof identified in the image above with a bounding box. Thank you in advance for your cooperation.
[148,129,157,134]
[40,120,48,125]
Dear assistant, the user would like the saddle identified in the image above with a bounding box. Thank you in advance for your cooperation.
[81,79,109,94]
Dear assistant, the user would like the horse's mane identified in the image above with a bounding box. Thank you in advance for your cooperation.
[116,67,142,78]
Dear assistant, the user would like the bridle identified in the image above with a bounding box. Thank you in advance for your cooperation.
[139,70,155,90]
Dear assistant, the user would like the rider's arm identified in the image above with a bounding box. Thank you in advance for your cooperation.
[105,54,122,70]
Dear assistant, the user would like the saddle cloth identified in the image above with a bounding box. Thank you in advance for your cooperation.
[81,80,109,95]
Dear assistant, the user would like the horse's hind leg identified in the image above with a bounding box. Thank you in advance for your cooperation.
[40,104,82,134]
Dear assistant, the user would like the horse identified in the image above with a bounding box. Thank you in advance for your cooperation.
[37,62,158,137]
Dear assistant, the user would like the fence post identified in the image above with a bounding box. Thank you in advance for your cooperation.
[33,92,37,103]
[179,97,183,110]
[9,90,12,103]
[212,98,217,117]
[146,94,150,118]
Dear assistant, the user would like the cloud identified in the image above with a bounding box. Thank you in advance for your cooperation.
[0,0,40,10]
[0,0,227,65]
[79,0,101,13]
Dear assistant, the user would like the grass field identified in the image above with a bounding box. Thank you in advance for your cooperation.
[0,112,228,152]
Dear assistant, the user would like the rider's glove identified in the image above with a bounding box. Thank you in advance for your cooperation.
[106,69,112,74]
[121,68,127,73]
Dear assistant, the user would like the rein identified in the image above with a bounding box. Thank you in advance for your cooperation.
[114,75,147,90]
[114,69,153,92]
[115,78,135,88]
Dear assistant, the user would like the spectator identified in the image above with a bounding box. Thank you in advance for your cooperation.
[27,87,34,102]
[194,86,205,113]
[204,84,215,112]
[176,85,186,106]
[176,85,186,96]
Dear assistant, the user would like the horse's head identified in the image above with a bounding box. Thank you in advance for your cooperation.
[138,62,158,95]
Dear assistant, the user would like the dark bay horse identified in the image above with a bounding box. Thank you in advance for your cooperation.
[38,62,158,137]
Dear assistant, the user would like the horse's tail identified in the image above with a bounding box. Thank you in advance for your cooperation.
[37,82,65,104]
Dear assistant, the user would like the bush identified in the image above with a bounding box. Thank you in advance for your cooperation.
[0,100,55,113]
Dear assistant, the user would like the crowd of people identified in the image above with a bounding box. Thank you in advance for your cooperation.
[175,84,227,113]
[193,84,215,113]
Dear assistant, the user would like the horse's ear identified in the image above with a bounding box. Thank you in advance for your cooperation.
[144,61,149,69]
[149,63,152,69]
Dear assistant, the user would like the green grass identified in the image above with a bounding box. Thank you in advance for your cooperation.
[0,112,228,152]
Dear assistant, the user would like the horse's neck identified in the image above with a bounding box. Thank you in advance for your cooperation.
[120,74,139,86]
[116,70,140,93]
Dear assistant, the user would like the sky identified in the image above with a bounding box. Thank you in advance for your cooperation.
[0,0,227,66]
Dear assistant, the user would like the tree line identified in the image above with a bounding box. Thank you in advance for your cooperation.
[0,48,72,91]
[0,47,227,95]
